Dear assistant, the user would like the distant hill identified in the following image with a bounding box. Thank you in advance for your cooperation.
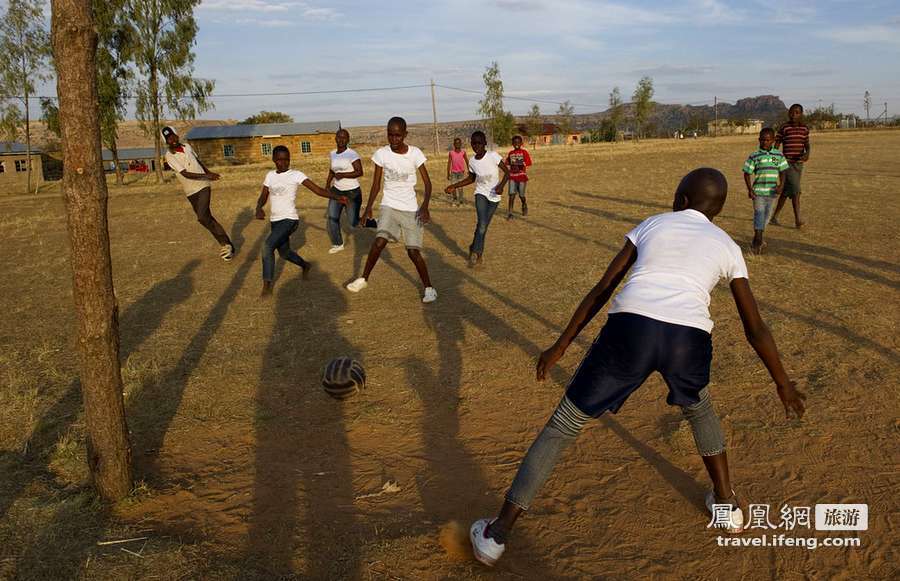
[25,96,789,151]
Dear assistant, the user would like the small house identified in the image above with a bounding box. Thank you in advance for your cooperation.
[517,123,582,146]
[706,119,764,136]
[185,121,341,165]
[0,142,45,192]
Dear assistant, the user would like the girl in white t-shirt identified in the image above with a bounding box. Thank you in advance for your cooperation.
[445,131,509,267]
[325,128,364,254]
[255,145,347,297]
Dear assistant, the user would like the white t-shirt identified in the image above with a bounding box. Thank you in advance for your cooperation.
[608,209,748,333]
[468,151,503,203]
[372,145,427,212]
[263,169,308,222]
[330,148,361,191]
[164,143,210,196]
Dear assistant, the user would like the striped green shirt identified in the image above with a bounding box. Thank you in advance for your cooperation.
[743,148,789,197]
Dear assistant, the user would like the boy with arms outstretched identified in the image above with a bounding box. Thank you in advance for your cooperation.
[255,145,347,297]
[743,127,788,254]
[469,168,807,567]
[346,117,437,303]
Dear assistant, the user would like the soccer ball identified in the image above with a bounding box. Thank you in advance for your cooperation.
[321,356,366,399]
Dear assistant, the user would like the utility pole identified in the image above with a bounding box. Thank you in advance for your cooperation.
[884,102,888,126]
[430,79,440,156]
[864,90,871,125]
[713,95,718,137]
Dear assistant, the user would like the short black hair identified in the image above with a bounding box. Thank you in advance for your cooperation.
[336,128,349,137]
[387,116,407,130]
[272,145,290,156]
[760,127,775,138]
[512,135,523,141]
[789,103,803,112]
[471,130,486,141]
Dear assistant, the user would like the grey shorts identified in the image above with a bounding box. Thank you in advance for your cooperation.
[377,206,424,249]
[784,162,803,198]
[508,181,527,197]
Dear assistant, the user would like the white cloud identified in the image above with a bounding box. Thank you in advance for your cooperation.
[820,25,900,46]
[200,0,339,21]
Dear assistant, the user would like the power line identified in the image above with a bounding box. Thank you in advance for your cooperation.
[28,83,431,101]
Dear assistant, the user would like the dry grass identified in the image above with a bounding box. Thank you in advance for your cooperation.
[1,131,898,580]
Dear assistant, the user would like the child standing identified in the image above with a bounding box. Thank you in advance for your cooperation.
[446,137,469,206]
[346,117,437,303]
[771,104,811,228]
[743,127,788,254]
[255,145,347,297]
[445,131,509,267]
[505,135,532,219]
[325,128,364,254]
[468,168,806,567]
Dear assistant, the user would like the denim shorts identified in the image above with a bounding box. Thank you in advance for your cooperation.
[566,313,712,417]
[753,195,776,230]
[508,180,527,197]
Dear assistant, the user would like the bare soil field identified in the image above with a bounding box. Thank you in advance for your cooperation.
[1,131,898,580]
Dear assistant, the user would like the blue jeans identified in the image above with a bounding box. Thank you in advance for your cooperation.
[326,187,362,246]
[470,194,499,255]
[262,219,306,281]
[753,195,776,230]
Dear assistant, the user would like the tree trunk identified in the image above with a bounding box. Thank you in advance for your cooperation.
[24,88,32,194]
[111,141,124,185]
[51,0,133,501]
[150,66,164,183]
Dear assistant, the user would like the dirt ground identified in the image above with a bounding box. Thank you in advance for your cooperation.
[1,131,898,580]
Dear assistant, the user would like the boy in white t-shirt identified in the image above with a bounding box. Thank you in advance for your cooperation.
[325,128,364,254]
[468,168,807,567]
[162,126,235,261]
[445,130,509,267]
[255,145,347,297]
[346,117,437,303]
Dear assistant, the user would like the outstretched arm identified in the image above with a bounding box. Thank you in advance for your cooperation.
[417,164,433,224]
[537,241,638,380]
[445,172,476,193]
[730,278,806,418]
[361,165,383,223]
[303,179,347,204]
[255,186,269,220]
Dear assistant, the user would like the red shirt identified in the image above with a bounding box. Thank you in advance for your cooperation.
[776,123,809,162]
[506,147,532,182]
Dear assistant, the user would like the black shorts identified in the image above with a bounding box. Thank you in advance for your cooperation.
[566,313,712,417]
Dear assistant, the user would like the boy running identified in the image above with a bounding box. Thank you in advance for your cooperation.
[163,126,235,261]
[446,137,469,206]
[771,104,811,228]
[445,131,509,267]
[469,168,806,567]
[325,128,364,254]
[346,117,437,303]
[743,127,788,254]
[255,145,347,297]
[505,135,532,219]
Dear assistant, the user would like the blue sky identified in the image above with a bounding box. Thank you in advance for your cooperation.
[191,0,900,125]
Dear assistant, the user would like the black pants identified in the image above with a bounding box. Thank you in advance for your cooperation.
[188,187,231,246]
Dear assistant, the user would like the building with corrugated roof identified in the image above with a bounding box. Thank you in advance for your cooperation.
[184,121,341,165]
[0,142,45,192]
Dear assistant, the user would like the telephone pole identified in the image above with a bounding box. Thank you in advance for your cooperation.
[430,79,440,155]
[713,95,718,137]
[864,90,871,125]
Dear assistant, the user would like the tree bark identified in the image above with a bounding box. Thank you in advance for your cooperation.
[150,65,163,183]
[24,88,32,194]
[51,0,133,501]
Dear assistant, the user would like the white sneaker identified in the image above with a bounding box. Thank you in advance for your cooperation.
[219,244,234,262]
[328,244,345,254]
[470,519,504,567]
[346,277,368,293]
[706,489,744,533]
[422,287,437,303]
